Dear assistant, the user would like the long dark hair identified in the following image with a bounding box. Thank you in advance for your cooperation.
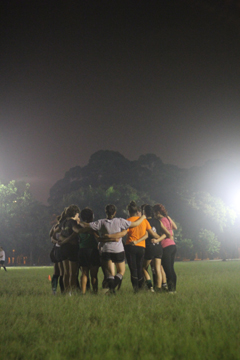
[144,205,153,218]
[105,204,117,218]
[153,204,168,217]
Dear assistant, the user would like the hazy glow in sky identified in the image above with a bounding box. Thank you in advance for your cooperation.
[0,1,240,203]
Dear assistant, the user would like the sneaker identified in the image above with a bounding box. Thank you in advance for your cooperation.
[102,288,110,295]
[162,285,168,292]
[149,287,155,293]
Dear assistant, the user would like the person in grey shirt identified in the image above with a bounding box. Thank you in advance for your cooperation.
[81,204,147,294]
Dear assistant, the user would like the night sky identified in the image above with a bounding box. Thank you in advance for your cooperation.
[1,0,240,204]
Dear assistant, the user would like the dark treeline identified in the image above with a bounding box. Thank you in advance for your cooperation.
[1,150,240,264]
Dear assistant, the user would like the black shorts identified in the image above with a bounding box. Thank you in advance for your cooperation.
[101,251,125,263]
[54,246,63,263]
[144,244,162,260]
[0,260,5,265]
[61,243,79,262]
[79,248,101,268]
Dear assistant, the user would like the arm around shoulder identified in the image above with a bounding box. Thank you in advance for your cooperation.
[129,215,146,228]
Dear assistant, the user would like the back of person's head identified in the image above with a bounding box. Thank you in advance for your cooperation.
[153,204,168,217]
[66,204,80,218]
[105,204,116,218]
[81,208,94,223]
[58,208,68,223]
[144,205,153,218]
[0,247,3,251]
[128,201,138,216]
[141,204,147,214]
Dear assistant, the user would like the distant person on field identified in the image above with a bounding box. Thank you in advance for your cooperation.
[0,247,7,271]
[153,204,178,293]
[78,208,101,294]
[142,205,167,292]
[125,201,162,293]
[49,209,67,294]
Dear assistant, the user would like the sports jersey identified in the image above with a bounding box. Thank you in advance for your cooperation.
[145,218,162,247]
[126,216,151,247]
[79,233,98,249]
[89,217,131,253]
[61,218,79,245]
[160,217,175,248]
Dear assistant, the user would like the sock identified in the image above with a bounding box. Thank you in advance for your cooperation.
[51,274,59,291]
[59,276,64,293]
[162,282,167,288]
[146,279,153,289]
[107,276,115,292]
[114,274,123,290]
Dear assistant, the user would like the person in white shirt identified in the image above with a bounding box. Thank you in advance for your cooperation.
[0,247,7,271]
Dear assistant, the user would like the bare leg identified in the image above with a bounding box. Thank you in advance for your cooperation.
[51,263,60,294]
[58,262,64,293]
[115,261,125,277]
[143,259,152,281]
[161,265,167,284]
[102,260,116,292]
[81,267,89,294]
[69,261,78,290]
[154,258,162,288]
[90,266,99,293]
[103,260,115,276]
[143,259,154,290]
[62,260,70,292]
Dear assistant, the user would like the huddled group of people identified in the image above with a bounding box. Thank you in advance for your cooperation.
[50,201,177,295]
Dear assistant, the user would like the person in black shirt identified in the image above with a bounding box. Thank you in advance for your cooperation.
[58,204,80,294]
[143,205,166,292]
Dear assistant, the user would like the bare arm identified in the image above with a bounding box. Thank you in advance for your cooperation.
[130,232,148,246]
[49,224,60,238]
[57,232,78,245]
[51,236,59,244]
[147,228,160,239]
[168,216,177,230]
[102,229,128,240]
[151,234,166,244]
[160,222,173,239]
[129,215,146,228]
[79,221,91,228]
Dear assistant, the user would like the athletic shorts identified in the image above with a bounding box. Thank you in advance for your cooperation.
[50,245,57,263]
[144,244,162,260]
[101,251,125,263]
[54,246,63,263]
[61,243,79,262]
[78,248,101,267]
[0,260,5,265]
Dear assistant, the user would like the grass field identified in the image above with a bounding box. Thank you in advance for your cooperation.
[0,261,240,360]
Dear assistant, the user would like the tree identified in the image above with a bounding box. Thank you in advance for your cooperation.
[197,229,220,259]
[0,181,51,265]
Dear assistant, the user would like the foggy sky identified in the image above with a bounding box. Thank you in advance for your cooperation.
[1,0,240,204]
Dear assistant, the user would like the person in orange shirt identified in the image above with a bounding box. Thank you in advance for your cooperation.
[125,201,161,292]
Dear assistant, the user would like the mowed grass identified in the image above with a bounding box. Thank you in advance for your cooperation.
[0,261,240,360]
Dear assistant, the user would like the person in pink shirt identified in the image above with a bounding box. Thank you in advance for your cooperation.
[152,204,178,293]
